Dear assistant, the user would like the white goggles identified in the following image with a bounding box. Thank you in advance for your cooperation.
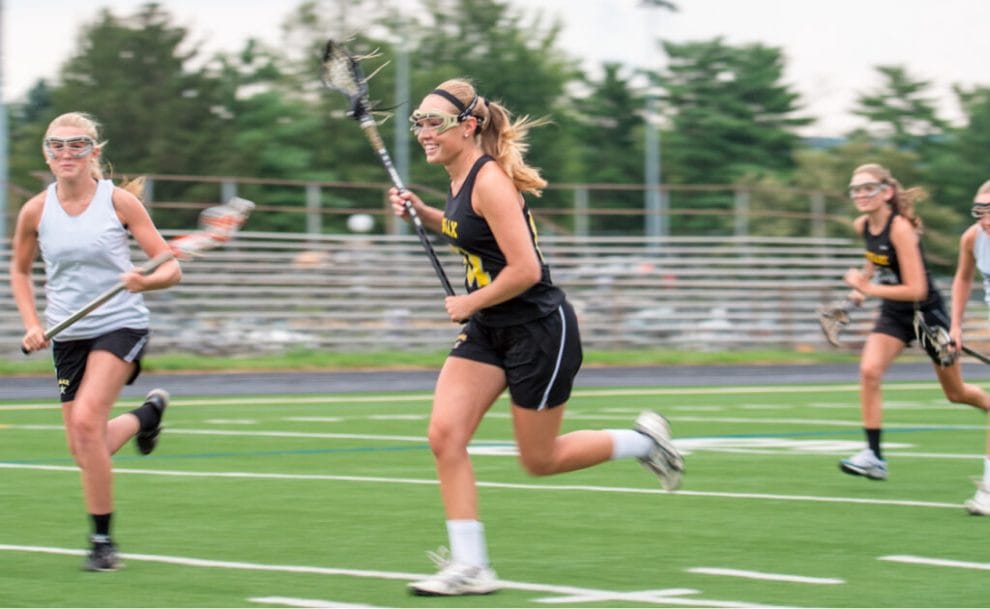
[972,203,990,218]
[44,136,96,159]
[409,110,462,135]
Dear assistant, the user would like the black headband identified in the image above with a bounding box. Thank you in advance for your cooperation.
[431,88,479,122]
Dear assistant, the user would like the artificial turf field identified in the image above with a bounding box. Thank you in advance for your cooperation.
[1,380,988,607]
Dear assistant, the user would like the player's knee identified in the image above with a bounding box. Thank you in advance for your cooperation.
[942,386,969,404]
[859,364,883,387]
[517,451,556,476]
[426,421,468,459]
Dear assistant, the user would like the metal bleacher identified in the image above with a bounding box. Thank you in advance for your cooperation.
[1,232,886,357]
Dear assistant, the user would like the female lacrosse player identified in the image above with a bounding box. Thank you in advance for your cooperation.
[9,112,181,571]
[838,163,989,482]
[389,80,684,596]
[948,179,990,515]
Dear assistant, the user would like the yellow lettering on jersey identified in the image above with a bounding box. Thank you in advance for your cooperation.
[441,217,458,239]
[864,251,889,266]
[454,247,492,289]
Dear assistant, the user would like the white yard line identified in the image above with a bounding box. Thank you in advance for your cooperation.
[0,544,782,608]
[249,597,378,608]
[0,462,965,510]
[687,567,844,585]
[879,555,990,571]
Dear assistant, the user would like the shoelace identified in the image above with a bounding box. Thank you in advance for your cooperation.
[425,546,452,570]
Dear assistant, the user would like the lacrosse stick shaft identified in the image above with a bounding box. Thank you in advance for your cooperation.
[962,345,990,366]
[360,118,456,297]
[21,251,174,354]
[20,196,255,354]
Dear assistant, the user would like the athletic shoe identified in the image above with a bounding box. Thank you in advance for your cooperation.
[964,482,990,516]
[408,548,498,596]
[83,539,121,572]
[135,388,169,455]
[634,410,685,492]
[839,448,888,481]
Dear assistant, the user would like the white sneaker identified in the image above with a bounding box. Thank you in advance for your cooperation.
[839,448,888,481]
[965,482,990,516]
[408,548,498,596]
[634,410,685,491]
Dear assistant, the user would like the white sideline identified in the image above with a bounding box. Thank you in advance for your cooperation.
[0,462,965,510]
[0,380,956,412]
[880,554,990,571]
[0,544,781,608]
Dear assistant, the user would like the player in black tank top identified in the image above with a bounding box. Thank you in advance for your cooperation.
[389,80,684,596]
[835,164,989,484]
[442,154,563,326]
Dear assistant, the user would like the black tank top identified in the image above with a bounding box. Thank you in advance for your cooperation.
[442,155,564,326]
[863,210,940,312]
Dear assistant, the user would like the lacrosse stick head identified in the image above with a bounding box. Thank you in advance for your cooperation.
[320,39,371,119]
[913,310,959,367]
[169,197,255,261]
[817,301,850,348]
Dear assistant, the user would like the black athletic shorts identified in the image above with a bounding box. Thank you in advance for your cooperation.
[52,328,149,402]
[450,300,583,409]
[873,300,950,366]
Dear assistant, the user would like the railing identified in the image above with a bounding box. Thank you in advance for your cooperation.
[9,173,853,241]
[9,232,978,358]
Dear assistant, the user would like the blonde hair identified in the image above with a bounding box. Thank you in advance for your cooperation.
[45,112,107,180]
[433,79,548,197]
[852,163,925,230]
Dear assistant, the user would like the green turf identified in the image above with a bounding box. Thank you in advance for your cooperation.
[1,381,987,607]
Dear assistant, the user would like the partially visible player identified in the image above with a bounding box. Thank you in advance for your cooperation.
[838,163,990,481]
[949,179,990,515]
[9,112,181,570]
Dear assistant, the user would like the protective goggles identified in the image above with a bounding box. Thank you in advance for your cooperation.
[409,110,462,135]
[409,88,481,135]
[971,202,990,218]
[44,136,96,159]
[848,181,887,198]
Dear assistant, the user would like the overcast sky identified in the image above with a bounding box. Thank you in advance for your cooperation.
[4,0,990,136]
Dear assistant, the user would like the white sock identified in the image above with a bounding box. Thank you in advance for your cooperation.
[446,519,489,568]
[607,429,653,460]
[983,456,990,488]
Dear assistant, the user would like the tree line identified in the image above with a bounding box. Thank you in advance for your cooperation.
[7,0,990,270]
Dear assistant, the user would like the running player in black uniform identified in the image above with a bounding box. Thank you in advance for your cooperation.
[389,79,684,596]
[838,163,989,481]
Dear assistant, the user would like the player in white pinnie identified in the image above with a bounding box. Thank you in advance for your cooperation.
[9,112,181,571]
[949,179,990,516]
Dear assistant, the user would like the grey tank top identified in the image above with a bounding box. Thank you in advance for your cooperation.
[975,229,990,309]
[38,179,150,339]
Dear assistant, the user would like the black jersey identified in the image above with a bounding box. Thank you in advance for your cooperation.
[441,154,564,326]
[862,210,940,312]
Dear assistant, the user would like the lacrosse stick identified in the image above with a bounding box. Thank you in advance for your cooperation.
[21,197,255,354]
[962,345,990,366]
[319,38,455,297]
[817,298,858,347]
[913,310,959,367]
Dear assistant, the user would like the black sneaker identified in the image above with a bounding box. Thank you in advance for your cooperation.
[83,539,122,572]
[135,388,169,455]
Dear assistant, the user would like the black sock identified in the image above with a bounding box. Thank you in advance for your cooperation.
[129,400,161,432]
[91,513,112,542]
[865,428,882,460]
